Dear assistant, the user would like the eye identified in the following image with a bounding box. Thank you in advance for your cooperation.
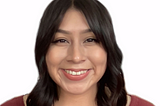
[52,39,69,44]
[84,38,98,43]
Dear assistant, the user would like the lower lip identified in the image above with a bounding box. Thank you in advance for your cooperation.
[62,69,90,81]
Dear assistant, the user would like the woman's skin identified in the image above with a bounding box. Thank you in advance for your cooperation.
[45,8,131,106]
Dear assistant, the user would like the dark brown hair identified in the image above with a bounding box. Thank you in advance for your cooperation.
[27,0,127,106]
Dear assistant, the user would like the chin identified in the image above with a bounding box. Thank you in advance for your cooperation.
[66,85,88,94]
[60,82,97,95]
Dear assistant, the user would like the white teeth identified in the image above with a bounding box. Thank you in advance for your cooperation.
[64,70,88,76]
[77,72,80,75]
[72,71,76,75]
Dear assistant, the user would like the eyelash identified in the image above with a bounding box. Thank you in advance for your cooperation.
[52,39,69,43]
[52,38,98,44]
[84,38,98,43]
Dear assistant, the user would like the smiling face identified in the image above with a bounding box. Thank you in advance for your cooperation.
[46,8,107,95]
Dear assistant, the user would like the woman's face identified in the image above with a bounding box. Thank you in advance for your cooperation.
[46,8,107,95]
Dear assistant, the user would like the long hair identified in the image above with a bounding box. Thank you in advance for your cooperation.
[27,0,127,106]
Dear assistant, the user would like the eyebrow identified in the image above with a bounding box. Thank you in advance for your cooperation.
[57,29,92,34]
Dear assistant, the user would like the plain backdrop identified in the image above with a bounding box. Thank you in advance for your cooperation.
[0,0,159,105]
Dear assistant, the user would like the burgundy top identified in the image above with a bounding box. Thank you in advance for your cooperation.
[130,95,154,106]
[1,95,154,106]
[1,95,24,106]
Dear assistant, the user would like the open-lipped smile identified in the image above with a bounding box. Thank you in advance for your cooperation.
[61,68,91,81]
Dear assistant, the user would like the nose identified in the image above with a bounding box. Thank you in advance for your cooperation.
[66,43,86,63]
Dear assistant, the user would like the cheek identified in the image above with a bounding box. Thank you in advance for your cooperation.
[87,47,107,73]
[45,46,68,81]
[46,46,67,66]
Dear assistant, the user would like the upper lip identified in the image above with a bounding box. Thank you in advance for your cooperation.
[62,69,90,72]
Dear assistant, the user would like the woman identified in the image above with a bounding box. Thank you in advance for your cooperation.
[1,0,154,106]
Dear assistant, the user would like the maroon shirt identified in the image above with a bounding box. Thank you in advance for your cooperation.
[1,95,24,106]
[130,95,154,106]
[1,95,154,106]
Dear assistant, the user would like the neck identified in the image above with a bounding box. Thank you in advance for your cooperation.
[54,84,97,106]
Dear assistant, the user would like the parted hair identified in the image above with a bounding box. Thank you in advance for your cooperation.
[27,0,127,106]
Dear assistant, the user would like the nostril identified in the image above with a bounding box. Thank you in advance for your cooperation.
[66,55,86,63]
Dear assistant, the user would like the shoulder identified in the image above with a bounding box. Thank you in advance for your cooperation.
[1,95,28,106]
[129,95,154,106]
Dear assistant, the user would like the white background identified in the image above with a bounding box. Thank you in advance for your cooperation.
[0,0,159,105]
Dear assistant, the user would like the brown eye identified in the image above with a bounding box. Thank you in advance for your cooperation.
[53,39,69,43]
[84,38,98,43]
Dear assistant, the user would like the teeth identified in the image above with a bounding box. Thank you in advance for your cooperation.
[77,72,80,75]
[64,70,88,76]
[72,71,76,75]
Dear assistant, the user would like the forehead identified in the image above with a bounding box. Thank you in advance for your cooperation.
[58,8,90,32]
